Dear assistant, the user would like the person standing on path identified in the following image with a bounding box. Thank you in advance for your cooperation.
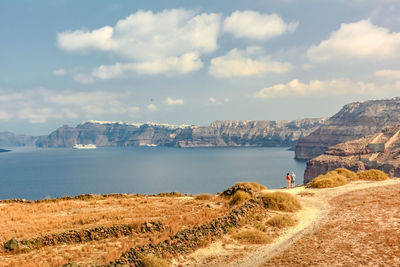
[286,173,291,188]
[291,172,296,188]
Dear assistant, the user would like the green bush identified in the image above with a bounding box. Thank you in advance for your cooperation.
[261,192,301,212]
[357,169,388,181]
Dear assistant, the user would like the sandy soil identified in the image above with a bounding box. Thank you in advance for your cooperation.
[174,179,400,267]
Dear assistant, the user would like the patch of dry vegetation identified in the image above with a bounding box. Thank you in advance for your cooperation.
[137,254,170,267]
[232,230,272,244]
[0,195,229,266]
[261,192,301,212]
[310,168,388,188]
[310,172,348,188]
[194,193,215,200]
[229,191,251,206]
[357,169,388,181]
[333,168,358,181]
[235,182,267,192]
[266,215,297,228]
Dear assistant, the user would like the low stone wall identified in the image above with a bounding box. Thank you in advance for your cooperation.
[107,198,264,266]
[3,221,166,253]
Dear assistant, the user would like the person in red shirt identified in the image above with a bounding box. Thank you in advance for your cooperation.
[286,173,291,188]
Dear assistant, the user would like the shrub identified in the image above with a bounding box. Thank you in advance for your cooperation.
[261,192,301,212]
[332,168,358,181]
[357,169,388,181]
[221,182,267,197]
[156,192,184,197]
[194,193,215,200]
[137,254,170,267]
[235,182,267,192]
[232,230,272,244]
[266,214,297,228]
[229,191,251,206]
[309,173,347,188]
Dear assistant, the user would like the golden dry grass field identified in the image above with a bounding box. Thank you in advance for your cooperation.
[0,195,229,266]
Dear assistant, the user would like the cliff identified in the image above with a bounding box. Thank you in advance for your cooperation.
[304,125,400,183]
[0,132,38,147]
[36,119,324,148]
[295,98,400,160]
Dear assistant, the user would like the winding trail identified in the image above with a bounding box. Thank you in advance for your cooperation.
[174,179,400,267]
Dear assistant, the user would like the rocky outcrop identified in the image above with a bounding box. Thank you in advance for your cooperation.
[0,132,38,147]
[304,125,400,183]
[295,98,400,160]
[36,119,324,148]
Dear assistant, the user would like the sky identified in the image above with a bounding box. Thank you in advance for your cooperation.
[1,0,400,135]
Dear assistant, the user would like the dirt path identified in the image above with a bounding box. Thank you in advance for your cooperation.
[173,179,400,267]
[262,179,400,266]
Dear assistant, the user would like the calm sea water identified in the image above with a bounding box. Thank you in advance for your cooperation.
[0,147,306,200]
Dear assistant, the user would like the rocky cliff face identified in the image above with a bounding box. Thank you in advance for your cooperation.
[0,132,38,147]
[295,98,400,160]
[304,125,400,183]
[36,119,324,148]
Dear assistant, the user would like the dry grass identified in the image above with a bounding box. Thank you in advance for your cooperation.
[232,230,272,244]
[229,191,251,206]
[357,169,388,181]
[261,192,301,212]
[309,172,348,188]
[137,254,170,267]
[263,183,400,266]
[235,182,267,192]
[332,168,358,181]
[194,193,215,201]
[266,215,297,228]
[0,195,229,266]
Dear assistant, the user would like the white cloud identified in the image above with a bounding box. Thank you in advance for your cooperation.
[253,78,395,99]
[52,69,66,76]
[58,9,220,61]
[223,10,298,40]
[73,74,94,84]
[209,47,292,78]
[208,97,230,104]
[307,20,400,62]
[88,53,203,81]
[58,9,218,80]
[374,69,400,80]
[147,103,158,112]
[165,97,184,106]
[0,88,141,123]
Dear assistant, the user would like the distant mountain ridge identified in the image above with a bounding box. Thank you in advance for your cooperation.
[0,132,39,147]
[35,119,325,148]
[295,98,400,160]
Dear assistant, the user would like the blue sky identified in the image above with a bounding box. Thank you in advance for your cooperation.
[1,0,400,135]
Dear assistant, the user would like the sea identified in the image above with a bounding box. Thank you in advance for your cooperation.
[0,146,306,200]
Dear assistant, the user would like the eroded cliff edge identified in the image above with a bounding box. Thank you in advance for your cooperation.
[304,125,400,183]
[36,119,325,148]
[295,98,400,160]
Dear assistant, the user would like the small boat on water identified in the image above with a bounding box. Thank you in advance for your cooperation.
[73,144,97,149]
